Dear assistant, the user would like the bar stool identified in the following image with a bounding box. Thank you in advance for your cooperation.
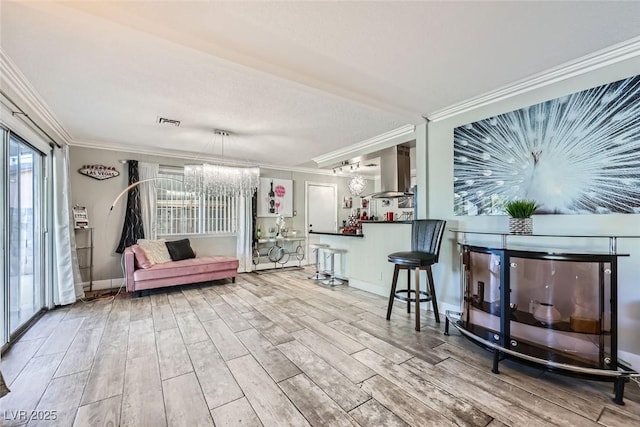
[387,219,446,331]
[308,243,330,280]
[322,248,347,286]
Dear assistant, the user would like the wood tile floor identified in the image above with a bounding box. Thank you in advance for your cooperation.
[1,267,639,426]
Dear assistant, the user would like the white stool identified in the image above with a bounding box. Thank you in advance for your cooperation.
[322,248,347,286]
[308,243,330,280]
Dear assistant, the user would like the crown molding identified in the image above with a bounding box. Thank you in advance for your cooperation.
[0,48,73,145]
[427,35,640,123]
[68,138,337,177]
[312,124,416,168]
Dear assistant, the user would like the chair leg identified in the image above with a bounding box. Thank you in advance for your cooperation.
[426,266,440,323]
[406,268,411,314]
[415,267,421,331]
[386,265,400,320]
[309,248,326,280]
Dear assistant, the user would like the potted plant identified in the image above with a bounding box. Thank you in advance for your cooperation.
[504,199,539,235]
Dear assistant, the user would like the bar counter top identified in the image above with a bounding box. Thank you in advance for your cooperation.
[309,231,364,238]
[360,220,413,224]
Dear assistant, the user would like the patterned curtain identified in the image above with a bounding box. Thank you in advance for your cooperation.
[251,191,257,246]
[116,160,144,253]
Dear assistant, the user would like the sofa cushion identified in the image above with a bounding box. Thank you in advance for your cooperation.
[166,238,196,261]
[137,239,172,264]
[133,256,239,282]
[131,244,154,269]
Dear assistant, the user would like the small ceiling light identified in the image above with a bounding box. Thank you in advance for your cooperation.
[349,175,367,196]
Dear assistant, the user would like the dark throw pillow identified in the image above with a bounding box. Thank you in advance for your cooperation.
[165,239,196,261]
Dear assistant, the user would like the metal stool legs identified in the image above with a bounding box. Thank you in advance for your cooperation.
[308,247,328,280]
[322,251,343,286]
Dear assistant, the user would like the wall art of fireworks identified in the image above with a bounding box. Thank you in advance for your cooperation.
[453,74,640,216]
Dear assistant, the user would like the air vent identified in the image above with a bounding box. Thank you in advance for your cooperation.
[157,117,181,127]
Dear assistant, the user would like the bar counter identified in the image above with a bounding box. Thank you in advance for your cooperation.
[307,221,412,296]
[309,231,364,237]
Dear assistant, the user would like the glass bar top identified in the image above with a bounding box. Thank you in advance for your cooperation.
[449,229,640,239]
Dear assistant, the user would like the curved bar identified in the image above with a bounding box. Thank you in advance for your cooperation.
[445,312,639,379]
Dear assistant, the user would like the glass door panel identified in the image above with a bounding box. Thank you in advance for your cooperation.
[8,136,43,335]
[509,256,611,369]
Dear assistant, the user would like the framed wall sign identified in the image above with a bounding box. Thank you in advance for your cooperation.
[257,178,293,217]
[78,164,120,180]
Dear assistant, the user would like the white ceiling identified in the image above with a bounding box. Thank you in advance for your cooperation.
[2,1,640,168]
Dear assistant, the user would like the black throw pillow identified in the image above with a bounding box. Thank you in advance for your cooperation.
[165,239,196,261]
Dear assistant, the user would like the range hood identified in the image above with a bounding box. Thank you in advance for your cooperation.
[369,145,413,198]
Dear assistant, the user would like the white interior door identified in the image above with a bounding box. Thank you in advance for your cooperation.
[305,182,337,233]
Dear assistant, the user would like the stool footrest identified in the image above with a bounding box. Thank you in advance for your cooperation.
[394,289,432,303]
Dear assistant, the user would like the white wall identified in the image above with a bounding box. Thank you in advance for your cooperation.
[69,146,367,280]
[257,168,374,235]
[422,56,640,368]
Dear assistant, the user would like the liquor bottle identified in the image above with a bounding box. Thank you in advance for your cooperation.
[268,181,276,213]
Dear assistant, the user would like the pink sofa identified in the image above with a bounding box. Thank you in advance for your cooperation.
[124,247,239,294]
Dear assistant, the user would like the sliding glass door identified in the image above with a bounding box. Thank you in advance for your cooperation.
[2,129,45,344]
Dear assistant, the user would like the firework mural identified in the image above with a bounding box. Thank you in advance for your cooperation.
[454,75,640,215]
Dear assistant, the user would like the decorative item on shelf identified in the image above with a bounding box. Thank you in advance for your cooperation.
[504,199,539,235]
[348,175,366,196]
[533,302,562,324]
[570,266,601,333]
[72,205,89,228]
[276,214,286,237]
[342,196,353,209]
[183,130,260,197]
[78,164,120,180]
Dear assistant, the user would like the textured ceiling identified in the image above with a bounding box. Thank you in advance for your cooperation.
[2,1,640,167]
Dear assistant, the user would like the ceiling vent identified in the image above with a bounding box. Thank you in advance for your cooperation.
[157,117,181,127]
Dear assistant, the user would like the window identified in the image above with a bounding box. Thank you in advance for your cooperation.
[156,167,238,235]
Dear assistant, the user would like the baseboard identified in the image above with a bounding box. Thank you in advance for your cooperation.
[348,279,389,297]
[83,278,125,292]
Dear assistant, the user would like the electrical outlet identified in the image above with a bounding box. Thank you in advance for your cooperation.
[293,210,297,216]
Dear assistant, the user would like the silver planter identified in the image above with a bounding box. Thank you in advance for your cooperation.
[509,217,533,235]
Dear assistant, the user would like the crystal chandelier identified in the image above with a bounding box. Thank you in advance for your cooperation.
[184,130,260,197]
[349,175,366,196]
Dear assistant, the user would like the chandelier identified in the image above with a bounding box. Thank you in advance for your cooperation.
[349,175,366,196]
[184,130,260,197]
